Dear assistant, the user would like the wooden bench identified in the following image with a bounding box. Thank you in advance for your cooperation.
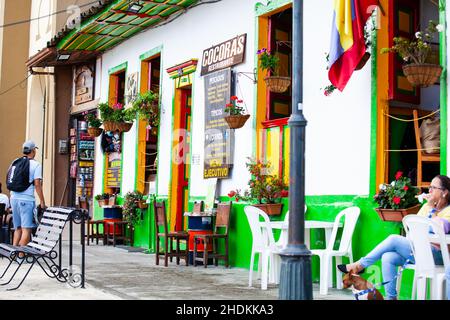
[0,206,84,290]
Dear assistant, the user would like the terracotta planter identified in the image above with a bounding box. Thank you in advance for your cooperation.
[97,199,106,207]
[375,204,421,222]
[264,76,291,93]
[224,114,250,129]
[252,203,283,216]
[355,52,371,71]
[402,63,442,88]
[87,127,103,137]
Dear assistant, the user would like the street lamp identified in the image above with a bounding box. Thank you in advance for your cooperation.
[278,0,313,300]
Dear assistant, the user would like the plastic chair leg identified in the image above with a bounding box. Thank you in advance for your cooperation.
[319,254,330,295]
[416,277,427,300]
[248,251,255,287]
[261,251,269,290]
[335,256,343,290]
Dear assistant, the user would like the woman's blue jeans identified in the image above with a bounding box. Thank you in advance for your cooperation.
[359,234,444,300]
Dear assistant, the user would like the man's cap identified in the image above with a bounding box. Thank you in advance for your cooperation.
[22,140,38,153]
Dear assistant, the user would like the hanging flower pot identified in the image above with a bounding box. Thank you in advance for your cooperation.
[87,127,103,138]
[264,76,291,93]
[116,122,133,133]
[103,121,117,132]
[402,63,442,88]
[224,114,250,129]
[355,52,371,71]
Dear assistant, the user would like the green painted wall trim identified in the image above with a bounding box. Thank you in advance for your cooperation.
[439,0,447,175]
[139,45,163,61]
[57,0,119,50]
[369,26,378,195]
[255,0,292,16]
[109,62,128,75]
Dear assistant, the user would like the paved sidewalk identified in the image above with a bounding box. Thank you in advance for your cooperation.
[0,241,353,300]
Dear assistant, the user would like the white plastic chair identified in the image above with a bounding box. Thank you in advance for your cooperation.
[402,215,450,300]
[244,205,282,290]
[310,206,360,295]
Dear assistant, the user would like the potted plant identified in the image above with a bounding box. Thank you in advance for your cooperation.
[224,95,250,129]
[95,193,110,207]
[257,48,291,93]
[373,171,421,222]
[381,20,444,87]
[98,102,136,133]
[228,158,288,215]
[123,191,146,228]
[84,112,103,137]
[132,91,159,132]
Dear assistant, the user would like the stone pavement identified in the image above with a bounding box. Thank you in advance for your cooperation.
[0,240,354,300]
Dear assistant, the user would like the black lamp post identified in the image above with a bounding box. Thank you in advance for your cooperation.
[278,0,313,300]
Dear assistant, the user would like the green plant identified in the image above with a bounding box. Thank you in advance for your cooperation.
[132,91,159,127]
[123,107,137,122]
[84,112,102,128]
[98,102,114,122]
[228,158,288,204]
[224,95,246,116]
[123,191,145,226]
[98,101,136,123]
[373,171,419,209]
[95,193,110,201]
[257,48,280,75]
[381,20,443,64]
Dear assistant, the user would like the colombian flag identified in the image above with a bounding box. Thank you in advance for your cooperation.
[328,0,378,91]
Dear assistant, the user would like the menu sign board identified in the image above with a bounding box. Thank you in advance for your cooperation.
[106,152,121,188]
[203,69,233,179]
[201,34,246,76]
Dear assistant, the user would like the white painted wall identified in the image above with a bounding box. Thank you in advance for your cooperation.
[94,0,374,199]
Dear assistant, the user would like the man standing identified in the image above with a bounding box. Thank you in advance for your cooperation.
[7,140,46,247]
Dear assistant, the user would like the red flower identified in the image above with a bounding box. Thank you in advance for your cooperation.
[237,100,243,103]
[226,103,234,107]
[280,190,289,197]
[230,96,238,101]
[395,171,403,180]
[228,190,236,198]
[235,197,239,202]
[393,197,401,205]
[324,90,330,96]
[403,186,409,191]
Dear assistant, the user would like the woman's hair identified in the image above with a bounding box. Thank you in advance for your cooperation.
[435,175,450,202]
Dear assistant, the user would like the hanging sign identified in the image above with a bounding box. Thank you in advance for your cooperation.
[201,34,246,76]
[73,65,94,105]
[203,68,233,179]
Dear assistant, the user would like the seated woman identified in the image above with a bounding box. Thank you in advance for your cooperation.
[338,175,450,300]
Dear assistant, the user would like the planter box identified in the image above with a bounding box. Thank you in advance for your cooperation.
[375,204,421,222]
[252,203,283,216]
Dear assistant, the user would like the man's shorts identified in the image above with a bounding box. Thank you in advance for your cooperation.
[11,199,36,229]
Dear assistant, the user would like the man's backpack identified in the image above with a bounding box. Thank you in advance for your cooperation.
[6,157,32,192]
